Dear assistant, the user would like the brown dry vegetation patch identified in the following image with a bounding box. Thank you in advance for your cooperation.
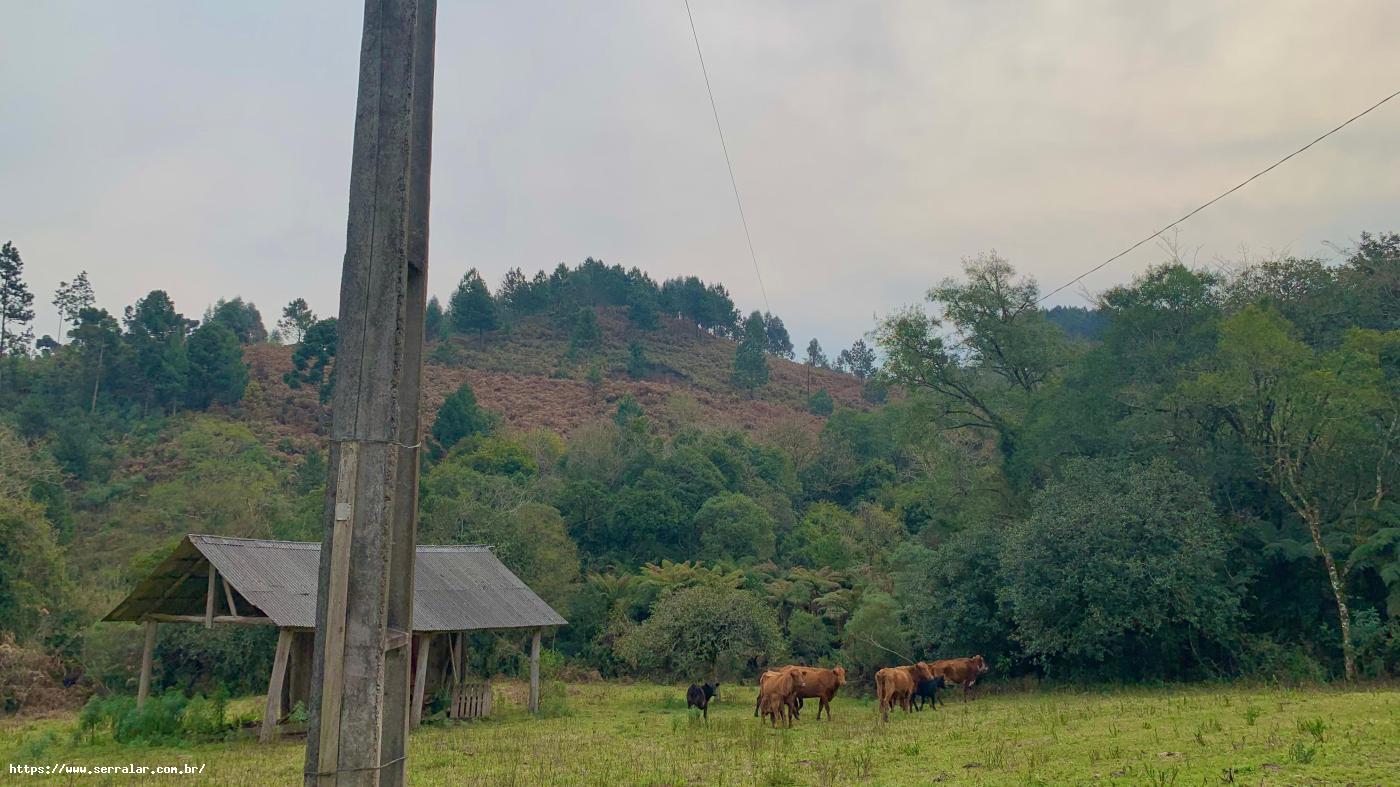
[0,635,88,717]
[238,311,869,445]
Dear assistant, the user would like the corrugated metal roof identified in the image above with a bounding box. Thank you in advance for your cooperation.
[105,534,567,631]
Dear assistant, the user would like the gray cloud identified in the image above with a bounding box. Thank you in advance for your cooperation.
[3,1,1397,352]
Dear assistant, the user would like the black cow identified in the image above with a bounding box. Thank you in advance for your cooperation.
[912,675,946,711]
[686,682,719,721]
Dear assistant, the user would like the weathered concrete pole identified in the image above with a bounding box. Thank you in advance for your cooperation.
[304,0,435,784]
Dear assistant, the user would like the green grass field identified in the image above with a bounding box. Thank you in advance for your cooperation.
[4,682,1397,785]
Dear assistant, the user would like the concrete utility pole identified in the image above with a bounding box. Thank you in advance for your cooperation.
[304,1,435,784]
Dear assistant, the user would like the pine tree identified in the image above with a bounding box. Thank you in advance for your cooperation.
[186,322,249,409]
[285,318,338,403]
[425,296,444,340]
[447,269,498,339]
[277,298,317,344]
[0,242,36,365]
[803,338,828,390]
[52,271,96,339]
[205,297,268,344]
[570,307,602,354]
[626,340,650,379]
[69,307,121,412]
[431,381,494,455]
[836,339,877,381]
[123,290,192,412]
[732,311,770,395]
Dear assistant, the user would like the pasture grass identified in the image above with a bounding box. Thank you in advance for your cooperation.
[3,681,1397,784]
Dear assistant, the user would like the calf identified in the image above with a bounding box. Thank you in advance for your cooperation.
[756,669,805,728]
[929,655,989,701]
[686,682,719,721]
[912,675,945,711]
[874,662,936,723]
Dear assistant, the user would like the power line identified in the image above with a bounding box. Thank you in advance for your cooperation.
[683,0,771,314]
[1031,85,1400,309]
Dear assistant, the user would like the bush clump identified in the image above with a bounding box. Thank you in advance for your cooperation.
[74,688,231,746]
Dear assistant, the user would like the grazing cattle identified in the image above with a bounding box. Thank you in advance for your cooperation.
[686,682,719,721]
[757,669,805,728]
[874,662,936,722]
[929,655,989,701]
[912,675,945,711]
[754,666,847,721]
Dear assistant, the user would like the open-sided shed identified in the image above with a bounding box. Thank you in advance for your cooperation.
[105,534,566,740]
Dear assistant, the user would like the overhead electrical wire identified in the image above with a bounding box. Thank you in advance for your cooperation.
[1029,86,1400,310]
[683,0,771,314]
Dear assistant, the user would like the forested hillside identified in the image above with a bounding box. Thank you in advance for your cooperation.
[0,239,1397,713]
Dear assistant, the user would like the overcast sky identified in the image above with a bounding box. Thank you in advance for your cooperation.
[3,1,1398,351]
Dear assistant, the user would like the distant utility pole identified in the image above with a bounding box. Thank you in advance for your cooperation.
[304,0,435,785]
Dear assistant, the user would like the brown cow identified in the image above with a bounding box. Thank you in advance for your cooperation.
[757,668,805,728]
[929,655,989,701]
[754,666,847,721]
[874,662,935,722]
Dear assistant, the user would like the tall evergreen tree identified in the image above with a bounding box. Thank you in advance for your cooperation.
[732,311,770,395]
[123,290,192,412]
[448,269,499,338]
[285,317,338,403]
[836,339,877,381]
[52,271,95,340]
[69,307,122,412]
[431,381,495,455]
[424,296,444,340]
[804,338,828,369]
[570,307,602,354]
[205,297,268,344]
[276,298,317,344]
[0,242,36,365]
[626,339,650,379]
[186,321,248,408]
[764,312,794,358]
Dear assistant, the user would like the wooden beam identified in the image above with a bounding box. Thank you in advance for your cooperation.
[528,628,542,714]
[136,620,157,709]
[410,633,432,728]
[261,629,294,743]
[223,578,238,617]
[205,566,216,629]
[383,628,411,652]
[147,564,198,612]
[145,613,275,626]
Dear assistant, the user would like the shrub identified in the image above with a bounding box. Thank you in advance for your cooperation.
[614,585,784,680]
[75,689,232,746]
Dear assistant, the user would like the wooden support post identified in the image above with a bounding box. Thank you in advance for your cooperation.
[136,620,157,710]
[261,629,294,743]
[303,0,436,784]
[223,578,239,617]
[528,628,542,715]
[205,565,217,628]
[410,633,432,728]
[449,633,462,686]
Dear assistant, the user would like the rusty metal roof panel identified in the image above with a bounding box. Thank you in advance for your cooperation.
[104,535,566,632]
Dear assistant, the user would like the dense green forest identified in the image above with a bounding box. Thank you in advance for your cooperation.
[1,236,1397,713]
